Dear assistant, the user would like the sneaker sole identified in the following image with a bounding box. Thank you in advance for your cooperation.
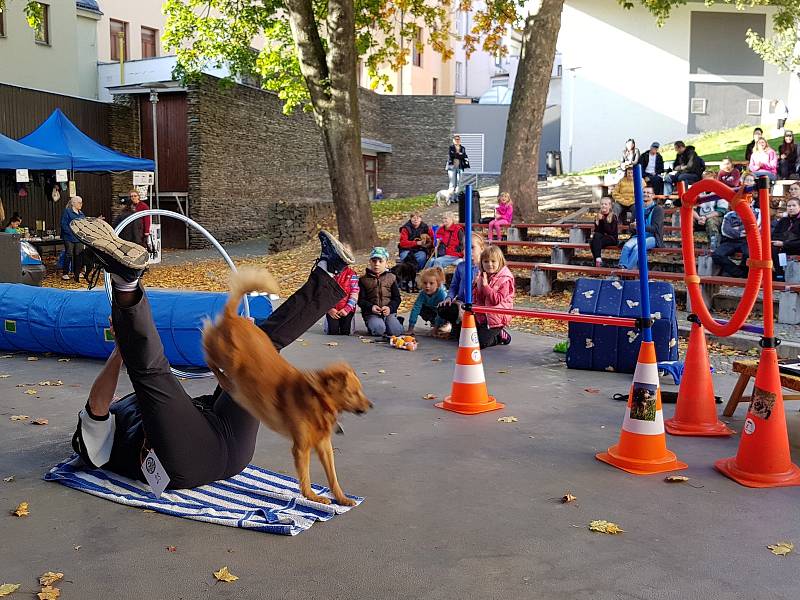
[319,230,355,265]
[71,218,148,269]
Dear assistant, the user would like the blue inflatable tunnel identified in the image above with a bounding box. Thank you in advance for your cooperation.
[0,284,272,367]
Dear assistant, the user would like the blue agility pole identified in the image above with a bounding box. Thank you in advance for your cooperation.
[631,164,653,342]
[464,183,473,309]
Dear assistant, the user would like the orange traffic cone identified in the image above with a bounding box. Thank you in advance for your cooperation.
[436,312,504,415]
[597,340,687,474]
[665,320,733,436]
[715,346,800,487]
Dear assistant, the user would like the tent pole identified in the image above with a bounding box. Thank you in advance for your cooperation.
[149,89,160,215]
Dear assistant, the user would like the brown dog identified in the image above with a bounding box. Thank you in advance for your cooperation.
[203,268,372,506]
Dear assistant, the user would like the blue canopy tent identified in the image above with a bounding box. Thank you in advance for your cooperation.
[18,108,154,172]
[0,131,67,170]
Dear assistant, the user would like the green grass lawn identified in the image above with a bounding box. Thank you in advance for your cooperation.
[577,119,800,175]
[370,194,435,223]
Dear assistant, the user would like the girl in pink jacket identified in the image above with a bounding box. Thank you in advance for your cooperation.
[748,137,778,182]
[488,192,514,241]
[473,245,515,348]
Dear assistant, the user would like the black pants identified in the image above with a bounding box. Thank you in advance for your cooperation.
[590,233,618,260]
[63,240,83,277]
[712,239,748,278]
[779,159,797,179]
[325,312,355,335]
[613,203,634,225]
[643,174,664,196]
[477,323,503,349]
[109,266,344,489]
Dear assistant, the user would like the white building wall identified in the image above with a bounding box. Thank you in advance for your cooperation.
[559,0,789,172]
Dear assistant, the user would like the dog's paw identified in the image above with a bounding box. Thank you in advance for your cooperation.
[335,496,357,507]
[304,493,332,505]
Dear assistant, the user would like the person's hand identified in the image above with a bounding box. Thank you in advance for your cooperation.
[698,217,706,225]
[774,240,784,247]
[438,297,452,308]
[481,272,489,287]
[327,308,340,319]
[372,305,382,315]
[381,306,390,316]
[781,154,787,160]
[416,240,424,247]
[336,309,349,318]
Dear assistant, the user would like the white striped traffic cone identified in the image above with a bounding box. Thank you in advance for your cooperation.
[596,340,687,474]
[436,312,505,415]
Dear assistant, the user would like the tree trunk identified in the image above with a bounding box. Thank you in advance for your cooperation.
[284,0,379,250]
[498,0,564,223]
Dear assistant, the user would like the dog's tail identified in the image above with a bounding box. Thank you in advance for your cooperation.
[223,267,280,320]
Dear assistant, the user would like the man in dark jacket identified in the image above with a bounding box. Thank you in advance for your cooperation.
[638,142,665,195]
[663,141,705,195]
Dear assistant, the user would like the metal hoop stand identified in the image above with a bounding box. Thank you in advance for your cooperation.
[105,209,249,380]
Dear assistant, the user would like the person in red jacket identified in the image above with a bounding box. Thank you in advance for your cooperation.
[397,212,434,270]
[431,211,465,269]
[129,189,151,248]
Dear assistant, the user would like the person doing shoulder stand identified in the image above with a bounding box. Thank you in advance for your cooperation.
[473,245,514,348]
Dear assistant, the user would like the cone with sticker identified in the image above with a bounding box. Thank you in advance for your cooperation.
[665,319,733,436]
[436,312,504,415]
[715,347,800,487]
[597,340,687,474]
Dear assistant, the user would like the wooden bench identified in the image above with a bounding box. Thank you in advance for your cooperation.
[723,359,800,417]
[491,239,704,265]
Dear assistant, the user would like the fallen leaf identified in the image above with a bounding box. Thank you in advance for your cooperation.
[213,566,239,583]
[37,586,60,600]
[377,369,386,374]
[422,393,437,400]
[9,415,28,421]
[0,354,13,359]
[30,419,49,426]
[767,541,794,557]
[38,573,63,587]
[297,338,304,343]
[0,374,8,379]
[57,358,70,363]
[359,338,373,344]
[37,381,63,387]
[325,342,339,347]
[12,502,29,517]
[0,584,20,597]
[664,475,690,483]
[165,546,177,552]
[26,357,39,362]
[561,493,577,504]
[584,388,600,394]
[588,520,624,534]
[301,342,309,347]
[3,476,14,482]
[142,509,156,513]
[431,357,442,362]
[24,389,38,395]
[497,369,510,374]
[497,416,518,423]
[73,546,81,551]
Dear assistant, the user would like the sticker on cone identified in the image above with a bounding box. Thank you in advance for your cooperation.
[665,322,733,436]
[436,312,504,415]
[597,341,687,475]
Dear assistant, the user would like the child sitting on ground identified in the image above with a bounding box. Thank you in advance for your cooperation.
[324,264,359,335]
[358,247,404,337]
[406,267,447,335]
[437,232,486,338]
[473,245,515,348]
[488,192,514,242]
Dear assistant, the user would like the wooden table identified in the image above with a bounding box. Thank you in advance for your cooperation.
[722,359,800,417]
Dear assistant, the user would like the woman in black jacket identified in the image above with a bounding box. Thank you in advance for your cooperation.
[772,197,800,280]
[778,130,798,179]
[447,135,469,190]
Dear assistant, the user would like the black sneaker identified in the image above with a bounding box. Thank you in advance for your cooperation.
[318,230,354,274]
[499,328,512,345]
[70,218,148,287]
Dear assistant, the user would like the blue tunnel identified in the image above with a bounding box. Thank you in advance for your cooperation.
[0,284,273,367]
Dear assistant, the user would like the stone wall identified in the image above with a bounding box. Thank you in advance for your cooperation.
[265,200,335,252]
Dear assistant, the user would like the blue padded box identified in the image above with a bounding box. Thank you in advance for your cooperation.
[566,278,678,374]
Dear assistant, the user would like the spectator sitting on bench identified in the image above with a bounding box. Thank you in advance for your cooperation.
[772,197,800,281]
[693,171,729,251]
[748,137,778,183]
[590,197,619,267]
[430,211,465,269]
[778,130,798,179]
[617,138,640,179]
[712,195,761,278]
[612,170,635,225]
[717,158,741,188]
[398,211,434,271]
[617,186,663,270]
[744,127,763,163]
[638,142,664,196]
[663,141,705,195]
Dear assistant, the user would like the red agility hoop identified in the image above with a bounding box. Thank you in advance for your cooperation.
[678,180,763,338]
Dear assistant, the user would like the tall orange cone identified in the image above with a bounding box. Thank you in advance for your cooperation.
[665,319,733,436]
[436,312,504,415]
[597,341,687,474]
[715,347,800,487]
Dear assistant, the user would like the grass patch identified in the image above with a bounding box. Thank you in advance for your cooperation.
[577,119,800,175]
[370,194,435,224]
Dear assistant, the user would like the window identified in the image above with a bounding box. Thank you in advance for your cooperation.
[0,8,5,38]
[690,97,707,115]
[494,49,503,68]
[141,26,158,58]
[432,77,438,95]
[455,11,463,36]
[110,19,129,61]
[412,26,422,68]
[455,61,463,94]
[34,3,49,45]
[746,98,762,116]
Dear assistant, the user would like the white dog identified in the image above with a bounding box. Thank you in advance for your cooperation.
[435,188,456,207]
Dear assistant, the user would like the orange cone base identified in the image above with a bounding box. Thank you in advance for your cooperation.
[714,456,800,488]
[596,446,688,476]
[665,417,734,437]
[436,395,505,415]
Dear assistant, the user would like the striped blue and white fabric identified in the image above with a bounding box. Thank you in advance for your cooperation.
[44,456,363,536]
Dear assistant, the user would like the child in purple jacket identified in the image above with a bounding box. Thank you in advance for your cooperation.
[488,192,514,241]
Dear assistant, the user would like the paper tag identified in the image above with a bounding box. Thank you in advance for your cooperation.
[779,253,788,267]
[141,449,170,498]
[16,169,29,183]
[55,169,68,182]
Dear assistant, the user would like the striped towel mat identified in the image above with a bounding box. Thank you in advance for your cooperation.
[44,456,363,536]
